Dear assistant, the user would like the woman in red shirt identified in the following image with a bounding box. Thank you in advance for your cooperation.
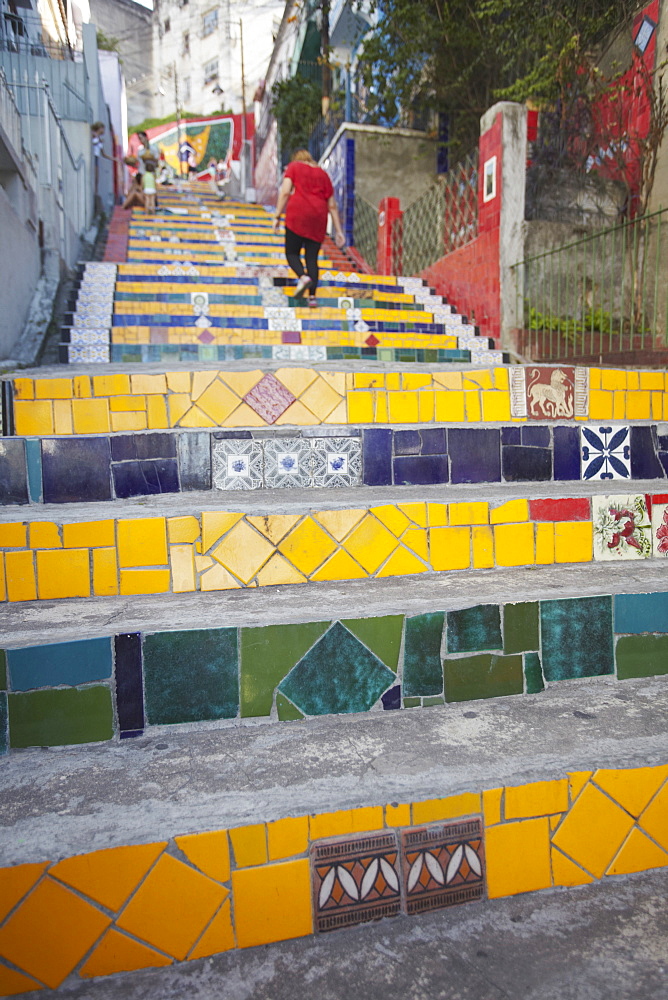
[272,150,345,305]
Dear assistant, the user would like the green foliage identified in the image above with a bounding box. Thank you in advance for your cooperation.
[526,305,649,344]
[271,75,322,155]
[128,111,207,136]
[96,30,121,53]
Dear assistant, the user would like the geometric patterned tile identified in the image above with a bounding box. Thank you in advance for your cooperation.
[311,832,401,932]
[592,494,651,560]
[212,438,263,490]
[400,819,485,915]
[264,437,312,488]
[526,367,575,420]
[68,344,110,363]
[311,437,362,488]
[581,425,631,480]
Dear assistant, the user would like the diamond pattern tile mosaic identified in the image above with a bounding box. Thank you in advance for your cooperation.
[244,374,296,424]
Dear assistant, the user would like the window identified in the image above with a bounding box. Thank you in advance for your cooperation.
[204,59,219,84]
[202,9,218,36]
[182,77,191,103]
[163,17,170,32]
[182,31,189,56]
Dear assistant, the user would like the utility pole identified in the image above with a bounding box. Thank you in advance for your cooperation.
[321,0,331,118]
[239,18,247,196]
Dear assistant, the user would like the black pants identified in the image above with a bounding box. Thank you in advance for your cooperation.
[285,227,321,294]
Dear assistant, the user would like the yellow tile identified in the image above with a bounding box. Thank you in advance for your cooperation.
[201,512,243,551]
[554,521,592,563]
[116,853,227,961]
[274,400,320,426]
[626,370,639,390]
[320,371,346,395]
[413,793,481,825]
[388,390,419,423]
[535,522,555,564]
[641,785,668,847]
[93,547,118,596]
[191,370,219,400]
[385,803,411,827]
[0,876,111,988]
[62,520,115,548]
[612,390,625,419]
[53,399,73,435]
[168,516,200,544]
[218,370,264,396]
[376,546,427,577]
[481,390,511,422]
[463,369,494,390]
[426,503,448,527]
[118,517,167,568]
[175,831,230,882]
[0,861,50,923]
[5,550,36,601]
[267,816,309,861]
[472,525,494,568]
[72,375,91,398]
[80,927,172,978]
[448,502,489,526]
[552,783,634,878]
[212,520,275,583]
[589,368,601,390]
[168,393,192,426]
[28,522,61,548]
[71,398,110,434]
[309,809,353,840]
[403,528,428,560]
[313,509,366,541]
[299,377,343,420]
[494,367,509,390]
[505,780,568,819]
[551,847,594,887]
[483,788,503,826]
[486,818,552,898]
[93,373,131,396]
[166,371,191,393]
[494,522,534,567]
[278,517,339,576]
[351,806,384,832]
[111,411,148,432]
[568,771,593,802]
[187,900,235,959]
[109,394,147,411]
[346,391,374,423]
[130,373,167,394]
[12,377,34,400]
[50,843,166,910]
[34,377,73,400]
[219,401,268,428]
[274,367,318,397]
[402,372,432,390]
[385,373,400,391]
[119,569,171,595]
[593,765,668,818]
[232,858,312,948]
[200,562,242,591]
[194,381,240,425]
[606,827,668,876]
[626,390,650,419]
[397,503,427,527]
[310,548,367,581]
[416,390,434,422]
[430,526,470,570]
[246,514,302,546]
[342,514,398,573]
[600,369,627,390]
[464,390,481,422]
[589,389,613,419]
[652,391,663,420]
[170,545,196,592]
[490,499,529,524]
[550,814,562,831]
[433,371,462,390]
[13,400,54,435]
[640,371,664,390]
[0,554,4,601]
[229,824,268,868]
[36,549,90,600]
[370,505,411,537]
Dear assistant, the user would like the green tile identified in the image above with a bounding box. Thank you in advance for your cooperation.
[403,612,445,697]
[8,686,113,748]
[616,635,668,679]
[0,693,6,754]
[423,695,445,706]
[276,693,304,722]
[403,697,420,708]
[541,597,613,681]
[0,650,6,690]
[278,622,395,716]
[444,654,524,703]
[447,605,502,653]
[240,621,329,718]
[524,652,545,694]
[340,615,403,672]
[503,603,539,654]
[143,628,238,725]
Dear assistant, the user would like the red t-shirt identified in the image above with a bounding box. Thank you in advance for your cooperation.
[284,161,334,243]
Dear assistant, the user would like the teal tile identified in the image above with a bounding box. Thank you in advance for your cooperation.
[403,612,445,697]
[447,605,502,653]
[541,597,613,681]
[278,622,395,716]
[0,692,6,754]
[25,438,42,502]
[143,628,238,725]
[444,653,524,703]
[339,615,403,671]
[503,603,539,654]
[524,652,545,694]
[616,635,668,679]
[276,692,304,722]
[7,637,112,692]
[0,650,6,691]
[8,686,113,748]
[240,621,329,718]
[614,593,668,633]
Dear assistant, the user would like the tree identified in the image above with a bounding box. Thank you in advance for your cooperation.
[271,76,322,157]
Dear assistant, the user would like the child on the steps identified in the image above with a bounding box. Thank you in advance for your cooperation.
[142,162,157,214]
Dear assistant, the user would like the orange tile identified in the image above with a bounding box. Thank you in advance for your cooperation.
[413,793,481,824]
[80,928,172,978]
[267,817,310,861]
[50,843,166,910]
[229,824,267,868]
[0,862,50,923]
[175,831,230,882]
[385,803,411,827]
[0,964,41,995]
[0,523,27,548]
[232,859,312,948]
[36,549,90,600]
[187,899,235,959]
[5,550,36,602]
[12,378,33,400]
[486,818,552,898]
[351,806,384,832]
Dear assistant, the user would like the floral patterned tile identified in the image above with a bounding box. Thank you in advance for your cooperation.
[212,439,263,491]
[651,499,668,557]
[592,494,651,561]
[264,438,312,488]
[312,437,362,488]
[581,425,631,480]
[401,819,485,915]
[311,833,401,933]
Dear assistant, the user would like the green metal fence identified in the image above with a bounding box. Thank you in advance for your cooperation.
[391,150,478,276]
[353,194,378,272]
[512,208,668,360]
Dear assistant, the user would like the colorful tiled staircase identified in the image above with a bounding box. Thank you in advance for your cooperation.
[1,185,668,996]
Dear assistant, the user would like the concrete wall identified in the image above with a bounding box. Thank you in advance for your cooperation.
[89,0,153,128]
[0,176,40,358]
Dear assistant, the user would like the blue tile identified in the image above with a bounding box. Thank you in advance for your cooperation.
[553,426,581,481]
[614,592,668,633]
[521,426,550,448]
[630,426,665,479]
[111,433,176,461]
[0,439,28,504]
[448,429,500,484]
[502,447,552,482]
[25,438,42,503]
[114,633,144,734]
[420,429,447,455]
[42,437,111,503]
[382,685,401,710]
[363,429,392,486]
[394,430,421,456]
[393,455,449,485]
[177,432,212,490]
[7,637,112,691]
[112,459,179,499]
